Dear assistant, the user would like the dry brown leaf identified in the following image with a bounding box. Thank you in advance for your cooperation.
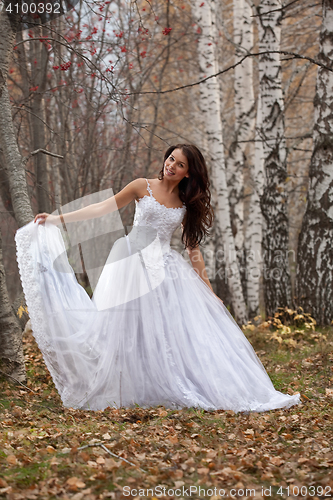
[87,460,98,468]
[104,458,121,470]
[95,472,107,480]
[6,454,17,466]
[169,434,178,444]
[66,477,86,491]
[206,450,217,459]
[79,451,90,462]
[261,471,274,480]
[170,469,183,479]
[270,456,284,466]
[197,467,210,475]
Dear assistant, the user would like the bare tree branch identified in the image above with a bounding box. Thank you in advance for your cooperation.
[121,50,333,96]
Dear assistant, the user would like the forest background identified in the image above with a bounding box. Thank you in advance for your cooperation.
[1,2,333,497]
[1,0,333,379]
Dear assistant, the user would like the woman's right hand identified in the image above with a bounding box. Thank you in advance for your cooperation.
[34,213,60,225]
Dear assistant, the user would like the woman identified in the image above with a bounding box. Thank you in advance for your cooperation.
[16,144,301,412]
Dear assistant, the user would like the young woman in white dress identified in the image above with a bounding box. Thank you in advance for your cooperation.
[16,144,301,412]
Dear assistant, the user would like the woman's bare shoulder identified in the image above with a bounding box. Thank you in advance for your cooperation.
[131,177,149,200]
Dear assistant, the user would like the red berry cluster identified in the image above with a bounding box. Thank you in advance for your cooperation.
[162,27,172,35]
[53,62,72,71]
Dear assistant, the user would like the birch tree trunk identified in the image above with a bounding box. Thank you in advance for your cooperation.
[296,0,333,325]
[256,0,292,317]
[229,0,256,305]
[0,229,26,382]
[193,0,248,324]
[0,11,33,380]
[246,95,265,317]
[0,12,34,227]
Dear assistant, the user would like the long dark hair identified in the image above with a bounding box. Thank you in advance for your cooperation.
[158,144,214,250]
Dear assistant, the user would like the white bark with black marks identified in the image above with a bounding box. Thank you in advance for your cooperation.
[246,94,265,318]
[229,0,256,307]
[296,0,333,325]
[0,228,26,382]
[0,11,34,227]
[193,0,248,324]
[256,0,292,317]
[0,11,32,381]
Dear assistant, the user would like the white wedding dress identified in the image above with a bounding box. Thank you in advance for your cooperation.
[15,179,301,412]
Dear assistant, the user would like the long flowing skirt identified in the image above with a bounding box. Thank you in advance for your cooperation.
[15,221,301,412]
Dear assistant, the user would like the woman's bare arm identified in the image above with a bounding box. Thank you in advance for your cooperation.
[35,178,146,225]
[186,245,214,292]
[182,221,223,303]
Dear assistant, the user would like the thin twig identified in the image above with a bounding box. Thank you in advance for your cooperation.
[75,441,146,473]
[0,370,36,394]
[121,50,333,96]
[29,149,64,159]
[100,443,147,473]
[251,0,302,17]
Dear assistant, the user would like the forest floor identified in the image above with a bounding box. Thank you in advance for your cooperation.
[1,313,333,500]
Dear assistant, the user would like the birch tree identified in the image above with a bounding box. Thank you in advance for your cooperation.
[192,0,248,324]
[245,94,265,318]
[256,0,292,317]
[229,0,257,310]
[0,229,26,382]
[296,0,333,325]
[0,9,32,381]
[0,11,34,227]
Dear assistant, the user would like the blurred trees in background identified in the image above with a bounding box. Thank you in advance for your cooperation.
[1,0,332,339]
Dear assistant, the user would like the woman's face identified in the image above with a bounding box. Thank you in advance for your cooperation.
[164,148,189,182]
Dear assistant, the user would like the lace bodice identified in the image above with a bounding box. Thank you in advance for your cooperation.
[133,179,186,253]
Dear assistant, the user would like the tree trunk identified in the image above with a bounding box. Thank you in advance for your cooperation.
[31,24,51,213]
[295,0,333,325]
[0,228,26,382]
[256,0,292,318]
[0,10,33,381]
[229,0,256,305]
[193,0,248,324]
[245,95,265,318]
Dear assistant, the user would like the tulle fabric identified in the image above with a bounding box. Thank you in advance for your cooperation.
[15,193,301,412]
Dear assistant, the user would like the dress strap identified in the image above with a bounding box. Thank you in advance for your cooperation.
[145,179,154,198]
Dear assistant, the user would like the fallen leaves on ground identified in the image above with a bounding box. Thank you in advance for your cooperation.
[0,323,332,499]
